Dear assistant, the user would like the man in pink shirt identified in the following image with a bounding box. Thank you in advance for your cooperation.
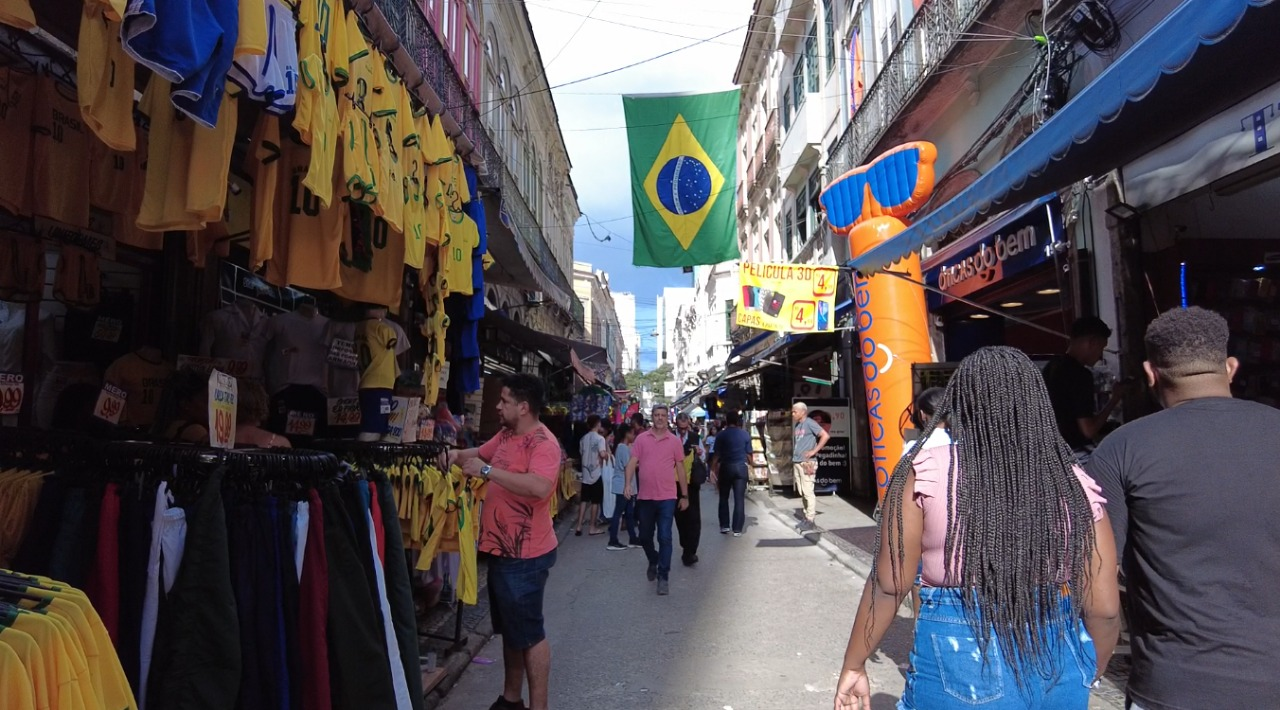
[623,404,689,596]
[451,374,560,710]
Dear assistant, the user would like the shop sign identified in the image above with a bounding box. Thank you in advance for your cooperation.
[736,263,839,333]
[0,373,24,415]
[91,317,124,343]
[93,383,127,425]
[208,370,237,449]
[177,355,253,380]
[285,411,317,437]
[794,397,852,490]
[922,196,1062,309]
[401,398,421,443]
[32,217,117,259]
[327,397,362,427]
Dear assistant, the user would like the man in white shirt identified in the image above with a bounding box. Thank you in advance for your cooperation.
[575,415,607,536]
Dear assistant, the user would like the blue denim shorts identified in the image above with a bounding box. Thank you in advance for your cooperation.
[899,587,1096,709]
[487,549,557,650]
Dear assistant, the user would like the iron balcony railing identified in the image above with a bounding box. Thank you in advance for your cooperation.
[828,0,991,177]
[373,0,583,326]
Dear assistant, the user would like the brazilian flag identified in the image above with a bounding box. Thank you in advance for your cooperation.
[624,90,741,267]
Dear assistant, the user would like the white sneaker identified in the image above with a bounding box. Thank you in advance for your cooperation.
[733,532,743,537]
[720,527,731,534]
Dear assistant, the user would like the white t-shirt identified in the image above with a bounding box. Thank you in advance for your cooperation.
[579,430,606,485]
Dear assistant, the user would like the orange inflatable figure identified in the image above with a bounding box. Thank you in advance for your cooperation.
[821,142,935,501]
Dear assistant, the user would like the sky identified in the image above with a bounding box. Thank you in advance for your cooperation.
[525,0,751,371]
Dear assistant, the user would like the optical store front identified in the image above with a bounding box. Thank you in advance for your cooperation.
[1123,80,1280,407]
[923,195,1076,361]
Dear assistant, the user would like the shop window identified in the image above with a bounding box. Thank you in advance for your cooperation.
[784,209,795,259]
[441,0,453,42]
[794,188,808,250]
[805,23,819,93]
[823,0,837,76]
[782,88,793,131]
[791,61,805,113]
[808,171,822,240]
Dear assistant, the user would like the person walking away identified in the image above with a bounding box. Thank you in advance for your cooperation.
[902,387,950,456]
[674,412,706,566]
[834,346,1120,709]
[624,405,688,596]
[711,412,752,536]
[791,402,830,532]
[449,374,561,710]
[606,424,639,551]
[1088,307,1280,710]
[1042,316,1124,463]
[575,415,606,536]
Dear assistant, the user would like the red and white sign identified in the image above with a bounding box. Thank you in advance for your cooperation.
[93,383,128,425]
[0,373,24,416]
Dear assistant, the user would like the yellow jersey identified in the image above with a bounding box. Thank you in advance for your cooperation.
[31,74,91,229]
[185,91,239,223]
[76,9,135,152]
[0,0,35,29]
[369,52,407,233]
[104,350,173,428]
[53,245,102,309]
[89,135,133,216]
[0,67,34,217]
[295,0,347,208]
[439,213,478,297]
[136,78,205,232]
[357,318,399,390]
[237,0,268,57]
[0,233,44,302]
[0,642,34,710]
[334,203,405,309]
[249,112,279,269]
[113,125,165,251]
[262,131,349,290]
[338,10,379,206]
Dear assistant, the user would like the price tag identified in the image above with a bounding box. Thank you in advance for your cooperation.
[0,373,24,416]
[91,317,124,343]
[327,397,361,426]
[385,397,410,443]
[401,398,420,443]
[439,360,451,387]
[419,415,435,443]
[285,410,317,436]
[207,369,238,449]
[327,338,359,369]
[93,383,127,424]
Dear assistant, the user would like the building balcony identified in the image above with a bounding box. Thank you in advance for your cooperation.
[827,0,1041,177]
[780,94,823,189]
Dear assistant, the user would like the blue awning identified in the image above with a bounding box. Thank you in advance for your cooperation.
[850,0,1280,274]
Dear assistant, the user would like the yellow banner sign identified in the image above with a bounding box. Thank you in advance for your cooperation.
[736,263,839,333]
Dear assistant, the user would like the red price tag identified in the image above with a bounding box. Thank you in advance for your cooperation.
[328,397,362,426]
[286,411,316,436]
[0,373,24,416]
[93,383,128,425]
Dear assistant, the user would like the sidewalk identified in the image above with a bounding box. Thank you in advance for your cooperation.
[754,488,1130,710]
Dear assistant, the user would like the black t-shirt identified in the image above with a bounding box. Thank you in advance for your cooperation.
[1041,354,1097,450]
[1087,397,1280,710]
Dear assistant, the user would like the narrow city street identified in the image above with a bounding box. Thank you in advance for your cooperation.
[442,488,912,710]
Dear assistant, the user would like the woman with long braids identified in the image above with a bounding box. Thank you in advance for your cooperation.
[834,346,1121,709]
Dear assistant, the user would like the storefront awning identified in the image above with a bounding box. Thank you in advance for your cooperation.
[849,0,1280,274]
[481,311,606,372]
[483,200,574,312]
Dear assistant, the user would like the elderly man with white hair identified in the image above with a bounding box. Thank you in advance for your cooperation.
[791,401,830,532]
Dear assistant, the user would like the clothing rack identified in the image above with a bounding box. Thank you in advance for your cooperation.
[309,438,467,650]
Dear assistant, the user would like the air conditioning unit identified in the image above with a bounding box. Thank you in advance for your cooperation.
[525,291,545,306]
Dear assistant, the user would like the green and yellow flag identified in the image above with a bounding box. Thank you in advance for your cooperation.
[623,90,741,267]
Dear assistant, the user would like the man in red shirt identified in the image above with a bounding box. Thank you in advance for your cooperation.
[451,374,561,710]
[624,404,689,596]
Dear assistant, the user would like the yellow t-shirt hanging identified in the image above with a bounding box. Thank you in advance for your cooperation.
[249,112,280,269]
[136,78,203,232]
[77,7,136,152]
[186,91,239,223]
[0,67,34,217]
[262,131,349,290]
[356,318,399,390]
[0,0,35,29]
[236,0,268,57]
[31,73,91,229]
[439,213,478,297]
[338,10,379,206]
[334,204,405,309]
[295,0,348,207]
[369,53,408,234]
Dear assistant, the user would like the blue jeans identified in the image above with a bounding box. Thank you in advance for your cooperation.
[718,462,747,533]
[635,498,676,580]
[899,587,1096,709]
[608,493,637,546]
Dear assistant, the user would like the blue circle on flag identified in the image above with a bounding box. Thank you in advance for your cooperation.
[656,156,712,215]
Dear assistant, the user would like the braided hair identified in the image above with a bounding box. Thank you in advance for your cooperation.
[872,346,1097,685]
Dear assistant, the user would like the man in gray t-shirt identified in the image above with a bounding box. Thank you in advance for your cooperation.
[791,402,829,531]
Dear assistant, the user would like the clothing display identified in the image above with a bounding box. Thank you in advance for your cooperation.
[200,301,269,378]
[103,348,172,429]
[0,436,434,710]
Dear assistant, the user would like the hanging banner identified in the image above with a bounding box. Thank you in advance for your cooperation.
[736,262,839,333]
[208,370,238,449]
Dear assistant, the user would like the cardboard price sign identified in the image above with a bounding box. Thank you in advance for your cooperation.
[401,398,421,443]
[385,397,410,443]
[327,397,361,427]
[285,410,317,436]
[91,316,124,343]
[208,370,238,449]
[327,338,359,369]
[93,383,128,424]
[0,373,24,415]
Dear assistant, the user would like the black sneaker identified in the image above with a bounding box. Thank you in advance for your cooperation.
[606,542,627,551]
[488,696,527,710]
[646,564,657,581]
[681,554,698,566]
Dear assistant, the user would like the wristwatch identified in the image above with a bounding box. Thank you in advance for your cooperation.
[480,464,493,479]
